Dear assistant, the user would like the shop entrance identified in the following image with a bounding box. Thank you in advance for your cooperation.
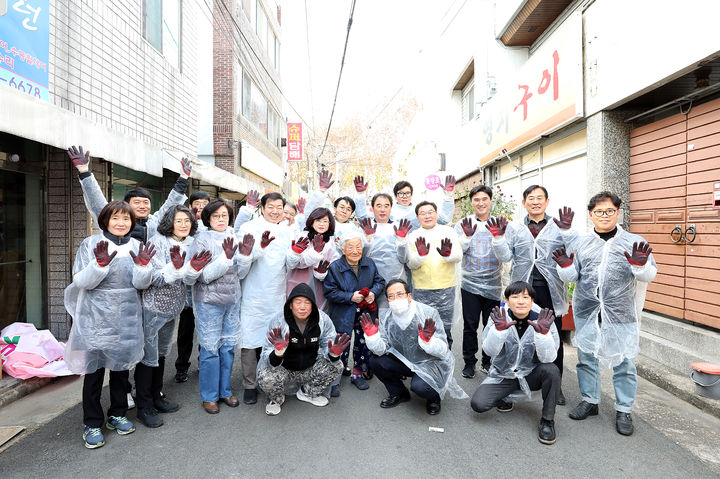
[629,97,720,329]
[0,168,45,330]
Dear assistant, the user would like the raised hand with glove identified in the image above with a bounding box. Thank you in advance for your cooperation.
[328,333,351,357]
[528,308,555,335]
[67,145,90,173]
[486,216,508,237]
[551,246,574,268]
[268,327,290,356]
[130,242,156,266]
[490,306,517,332]
[93,240,117,267]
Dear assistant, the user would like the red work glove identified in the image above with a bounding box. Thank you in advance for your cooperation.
[315,259,330,274]
[239,233,255,256]
[297,197,306,214]
[360,218,377,236]
[291,237,310,254]
[553,206,574,230]
[93,240,116,267]
[551,246,574,268]
[394,218,411,238]
[130,242,156,266]
[328,333,351,357]
[180,157,192,177]
[418,318,436,342]
[415,237,430,256]
[246,190,260,207]
[437,238,452,257]
[490,306,516,332]
[318,169,335,190]
[442,175,456,193]
[221,237,237,259]
[624,241,652,266]
[169,245,186,269]
[268,327,290,356]
[485,216,508,237]
[190,250,212,271]
[359,312,379,336]
[528,308,555,335]
[67,145,90,172]
[460,217,476,237]
[312,235,325,253]
[359,288,370,297]
[353,175,368,193]
[261,230,275,248]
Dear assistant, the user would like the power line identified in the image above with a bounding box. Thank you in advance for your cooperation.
[317,0,357,161]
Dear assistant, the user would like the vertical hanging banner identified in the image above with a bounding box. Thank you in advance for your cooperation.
[287,123,303,162]
[0,0,50,101]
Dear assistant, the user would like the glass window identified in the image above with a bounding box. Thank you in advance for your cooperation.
[143,0,162,51]
[235,64,242,117]
[143,0,181,70]
[461,78,475,124]
[251,84,268,136]
[256,1,267,48]
[242,72,251,118]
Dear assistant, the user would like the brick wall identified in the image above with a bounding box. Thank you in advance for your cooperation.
[48,0,199,158]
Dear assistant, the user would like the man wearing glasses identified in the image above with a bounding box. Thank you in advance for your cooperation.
[552,191,656,436]
[397,201,462,347]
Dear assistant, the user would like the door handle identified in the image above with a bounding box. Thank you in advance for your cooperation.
[670,225,684,243]
[685,224,696,243]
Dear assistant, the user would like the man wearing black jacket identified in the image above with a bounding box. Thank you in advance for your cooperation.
[257,283,350,416]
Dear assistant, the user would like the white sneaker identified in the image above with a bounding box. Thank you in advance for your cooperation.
[127,393,136,410]
[265,401,282,416]
[296,388,329,407]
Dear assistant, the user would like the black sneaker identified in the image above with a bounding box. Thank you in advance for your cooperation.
[616,412,634,436]
[243,388,258,405]
[379,390,411,408]
[175,370,189,383]
[154,397,180,413]
[496,400,514,413]
[136,407,163,428]
[569,401,599,420]
[461,365,476,378]
[538,418,556,445]
[342,367,352,377]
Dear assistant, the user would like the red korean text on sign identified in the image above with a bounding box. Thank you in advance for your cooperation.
[513,50,560,121]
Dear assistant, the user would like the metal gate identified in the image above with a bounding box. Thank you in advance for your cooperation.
[629,97,720,329]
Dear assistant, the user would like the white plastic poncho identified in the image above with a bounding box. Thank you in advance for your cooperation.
[79,173,186,238]
[185,229,252,352]
[481,306,560,399]
[286,232,341,312]
[238,215,301,349]
[365,301,467,399]
[298,190,363,252]
[455,216,504,301]
[492,217,570,316]
[557,225,657,369]
[354,194,455,231]
[363,222,408,284]
[64,234,153,373]
[397,224,463,328]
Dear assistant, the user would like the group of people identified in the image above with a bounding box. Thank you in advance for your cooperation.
[63,145,656,450]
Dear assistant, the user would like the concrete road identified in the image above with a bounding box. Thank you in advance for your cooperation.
[1,334,719,478]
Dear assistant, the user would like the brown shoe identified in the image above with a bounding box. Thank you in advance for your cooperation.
[203,401,219,414]
[220,396,239,407]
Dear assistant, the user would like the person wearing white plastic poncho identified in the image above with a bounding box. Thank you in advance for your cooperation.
[235,192,303,406]
[488,184,576,406]
[185,200,254,415]
[134,205,211,428]
[361,279,467,416]
[470,281,561,446]
[553,192,656,437]
[286,207,341,313]
[64,201,154,449]
[397,201,462,348]
[257,283,350,416]
[352,176,457,231]
[296,169,362,251]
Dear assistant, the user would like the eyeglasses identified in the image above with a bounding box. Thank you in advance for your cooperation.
[174,219,192,225]
[386,292,407,301]
[211,214,229,220]
[396,192,412,199]
[592,209,617,217]
[417,211,436,217]
[314,218,330,225]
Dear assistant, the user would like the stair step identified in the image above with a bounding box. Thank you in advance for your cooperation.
[641,312,720,362]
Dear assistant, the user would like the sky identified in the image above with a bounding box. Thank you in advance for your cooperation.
[280,0,456,136]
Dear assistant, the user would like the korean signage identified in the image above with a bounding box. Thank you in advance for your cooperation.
[0,0,49,101]
[287,123,303,162]
[477,11,583,167]
[424,174,441,190]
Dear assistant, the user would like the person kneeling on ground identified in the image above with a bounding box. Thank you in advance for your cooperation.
[470,281,561,445]
[257,283,350,416]
[362,279,467,416]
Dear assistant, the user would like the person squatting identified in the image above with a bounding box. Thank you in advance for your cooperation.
[63,146,656,449]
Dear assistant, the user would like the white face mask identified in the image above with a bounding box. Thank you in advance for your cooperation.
[389,298,410,316]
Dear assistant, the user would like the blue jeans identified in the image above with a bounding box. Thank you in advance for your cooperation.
[576,349,637,413]
[199,343,235,402]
